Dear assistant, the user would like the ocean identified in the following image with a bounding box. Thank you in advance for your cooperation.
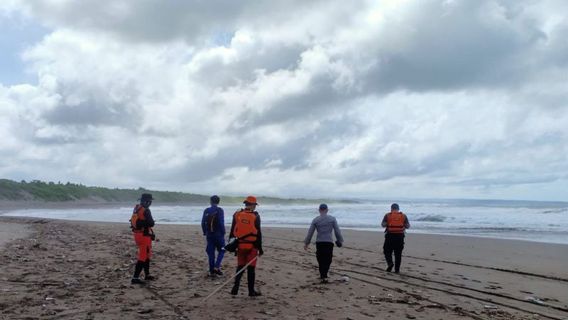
[3,200,568,244]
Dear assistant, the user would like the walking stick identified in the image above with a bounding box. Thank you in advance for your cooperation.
[202,254,259,302]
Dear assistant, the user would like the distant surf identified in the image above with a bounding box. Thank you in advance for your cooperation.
[3,199,568,244]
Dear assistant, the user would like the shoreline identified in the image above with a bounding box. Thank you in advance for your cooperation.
[1,216,567,319]
[2,211,568,246]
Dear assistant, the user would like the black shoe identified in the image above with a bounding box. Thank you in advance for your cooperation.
[145,275,156,281]
[321,278,329,284]
[214,268,223,276]
[394,270,400,274]
[131,278,145,285]
[386,265,394,272]
[230,286,239,295]
[249,290,262,297]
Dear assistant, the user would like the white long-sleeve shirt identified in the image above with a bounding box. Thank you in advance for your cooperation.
[304,214,344,245]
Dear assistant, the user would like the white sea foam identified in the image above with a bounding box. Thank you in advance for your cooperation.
[3,200,568,244]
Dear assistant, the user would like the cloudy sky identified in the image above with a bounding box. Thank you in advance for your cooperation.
[1,0,567,201]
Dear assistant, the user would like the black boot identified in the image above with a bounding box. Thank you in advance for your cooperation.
[231,266,244,295]
[144,259,156,280]
[247,266,261,297]
[384,252,394,272]
[395,253,402,273]
[131,260,145,284]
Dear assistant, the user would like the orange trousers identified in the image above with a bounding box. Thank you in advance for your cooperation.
[237,248,258,267]
[134,232,152,261]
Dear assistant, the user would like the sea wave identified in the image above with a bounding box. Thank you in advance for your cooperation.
[415,214,446,222]
[542,208,568,214]
[3,202,568,244]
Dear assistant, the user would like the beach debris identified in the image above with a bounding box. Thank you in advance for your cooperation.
[485,285,502,290]
[338,276,350,282]
[406,314,417,319]
[368,294,417,306]
[368,296,381,305]
[483,304,499,310]
[526,296,545,305]
[45,297,55,301]
[138,308,153,314]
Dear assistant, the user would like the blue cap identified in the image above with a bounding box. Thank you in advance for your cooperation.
[391,203,399,210]
[319,203,328,210]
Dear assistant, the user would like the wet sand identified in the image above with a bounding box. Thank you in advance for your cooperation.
[0,216,567,320]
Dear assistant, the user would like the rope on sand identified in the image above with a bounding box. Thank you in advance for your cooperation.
[202,255,259,302]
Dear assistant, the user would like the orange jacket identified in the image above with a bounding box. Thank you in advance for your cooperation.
[385,212,408,234]
[231,209,259,250]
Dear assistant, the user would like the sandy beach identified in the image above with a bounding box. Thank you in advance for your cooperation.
[0,216,567,320]
[0,222,30,250]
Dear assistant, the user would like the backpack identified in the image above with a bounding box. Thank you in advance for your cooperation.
[206,208,220,233]
[130,204,145,231]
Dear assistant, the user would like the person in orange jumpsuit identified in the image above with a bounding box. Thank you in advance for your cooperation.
[130,193,156,284]
[229,196,264,296]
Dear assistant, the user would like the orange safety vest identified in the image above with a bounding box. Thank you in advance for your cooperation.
[386,212,407,234]
[131,205,150,234]
[233,209,258,250]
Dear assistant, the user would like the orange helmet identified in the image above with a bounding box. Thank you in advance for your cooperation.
[243,195,258,205]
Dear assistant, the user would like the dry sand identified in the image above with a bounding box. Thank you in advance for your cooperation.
[0,216,567,320]
[0,222,30,250]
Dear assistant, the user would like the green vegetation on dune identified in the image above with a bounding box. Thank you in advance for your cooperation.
[0,179,348,205]
[0,179,211,203]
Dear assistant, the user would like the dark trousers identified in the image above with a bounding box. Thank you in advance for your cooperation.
[316,242,334,279]
[383,233,405,272]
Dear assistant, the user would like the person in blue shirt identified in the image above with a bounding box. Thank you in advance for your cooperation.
[201,195,226,277]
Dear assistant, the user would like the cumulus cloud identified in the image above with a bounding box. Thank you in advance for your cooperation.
[0,0,567,201]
